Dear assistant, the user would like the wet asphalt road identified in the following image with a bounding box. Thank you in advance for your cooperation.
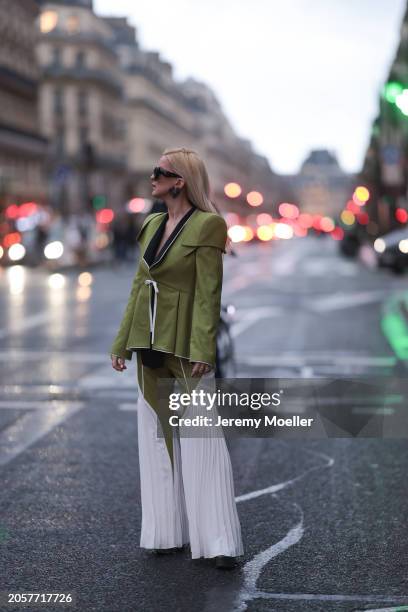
[0,236,408,612]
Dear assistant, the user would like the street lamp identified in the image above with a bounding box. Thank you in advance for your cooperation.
[224,183,242,198]
[246,191,263,206]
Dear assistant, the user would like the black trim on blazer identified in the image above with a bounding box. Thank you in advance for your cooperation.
[140,204,197,368]
[143,204,197,269]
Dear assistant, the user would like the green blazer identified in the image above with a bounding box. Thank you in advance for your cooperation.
[109,208,228,367]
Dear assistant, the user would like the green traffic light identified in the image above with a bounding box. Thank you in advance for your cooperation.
[383,81,404,104]
[92,195,106,209]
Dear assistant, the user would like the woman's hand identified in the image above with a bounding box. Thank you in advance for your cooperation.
[111,354,127,372]
[191,361,212,377]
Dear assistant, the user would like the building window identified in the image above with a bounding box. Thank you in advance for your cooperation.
[78,89,88,116]
[66,15,80,34]
[75,51,86,69]
[79,125,89,147]
[54,87,64,115]
[52,47,61,67]
[40,10,58,34]
[55,128,65,156]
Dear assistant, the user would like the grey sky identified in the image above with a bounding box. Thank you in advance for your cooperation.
[95,0,406,174]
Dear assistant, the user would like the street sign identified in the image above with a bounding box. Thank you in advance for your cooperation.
[54,165,71,184]
[381,145,404,186]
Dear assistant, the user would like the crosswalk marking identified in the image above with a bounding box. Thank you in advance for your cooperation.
[239,353,396,367]
[307,290,386,312]
[119,403,138,411]
[0,350,107,363]
[0,311,51,340]
[0,401,57,410]
[230,306,283,338]
[78,362,137,389]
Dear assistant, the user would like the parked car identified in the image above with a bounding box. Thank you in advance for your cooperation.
[374,227,408,274]
[339,232,360,258]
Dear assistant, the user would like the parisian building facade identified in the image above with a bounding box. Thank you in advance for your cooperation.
[283,150,354,218]
[33,1,279,218]
[0,0,47,208]
[359,3,408,238]
[105,16,279,215]
[37,0,128,217]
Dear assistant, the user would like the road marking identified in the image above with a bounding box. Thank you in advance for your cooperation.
[119,403,138,411]
[238,509,304,606]
[351,407,395,415]
[230,307,283,338]
[356,606,408,612]
[0,311,51,340]
[358,608,408,611]
[0,401,59,410]
[308,290,386,312]
[301,258,358,277]
[0,401,83,467]
[234,448,408,610]
[241,592,408,605]
[238,354,396,367]
[235,449,334,611]
[236,449,334,502]
[78,362,137,389]
[0,350,107,363]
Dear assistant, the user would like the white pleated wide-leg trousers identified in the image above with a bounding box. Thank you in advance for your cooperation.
[135,355,244,559]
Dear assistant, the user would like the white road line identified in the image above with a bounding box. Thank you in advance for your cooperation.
[237,508,304,609]
[234,448,408,610]
[239,354,396,367]
[235,448,335,611]
[245,592,408,605]
[236,449,334,503]
[0,311,51,340]
[301,259,358,277]
[0,401,57,410]
[119,403,138,411]
[352,407,395,415]
[357,608,408,612]
[307,290,386,312]
[0,401,83,467]
[230,307,283,338]
[78,362,137,389]
[0,350,107,363]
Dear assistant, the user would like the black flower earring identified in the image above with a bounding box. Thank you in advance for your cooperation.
[169,186,182,198]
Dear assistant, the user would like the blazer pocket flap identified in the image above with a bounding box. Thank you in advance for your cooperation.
[180,242,199,256]
[181,240,226,253]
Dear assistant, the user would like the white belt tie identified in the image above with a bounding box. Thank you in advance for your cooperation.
[144,279,159,344]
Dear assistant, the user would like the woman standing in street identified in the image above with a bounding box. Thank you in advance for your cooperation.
[110,147,244,569]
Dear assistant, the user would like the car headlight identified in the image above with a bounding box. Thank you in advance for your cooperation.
[374,238,386,253]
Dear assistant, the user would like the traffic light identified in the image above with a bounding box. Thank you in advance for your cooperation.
[383,81,404,104]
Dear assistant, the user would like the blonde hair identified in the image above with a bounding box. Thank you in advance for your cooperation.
[162,146,232,253]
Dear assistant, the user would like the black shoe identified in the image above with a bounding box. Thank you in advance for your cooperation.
[152,546,186,555]
[214,555,238,569]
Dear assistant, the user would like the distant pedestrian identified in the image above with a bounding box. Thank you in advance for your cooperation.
[112,212,129,263]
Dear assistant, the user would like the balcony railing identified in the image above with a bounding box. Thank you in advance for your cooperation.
[42,65,123,96]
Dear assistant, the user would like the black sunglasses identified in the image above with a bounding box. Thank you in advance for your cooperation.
[152,166,183,180]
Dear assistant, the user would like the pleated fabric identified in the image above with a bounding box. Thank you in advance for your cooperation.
[137,389,190,549]
[135,354,244,559]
